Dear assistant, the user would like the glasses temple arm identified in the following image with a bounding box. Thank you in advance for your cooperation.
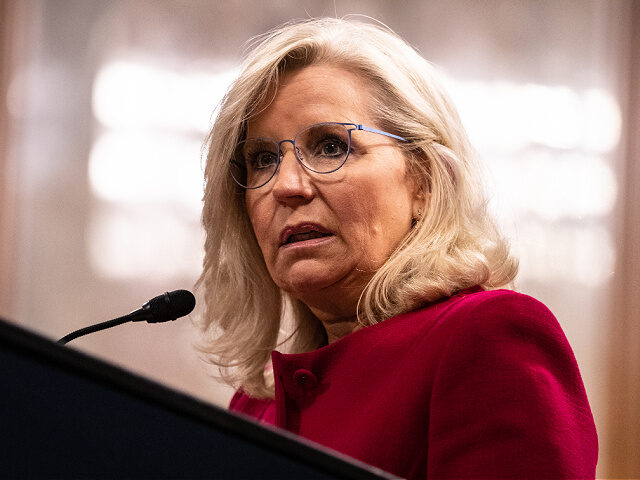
[354,124,407,142]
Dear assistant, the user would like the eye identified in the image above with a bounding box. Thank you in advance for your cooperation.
[313,137,348,158]
[240,139,279,170]
[249,151,278,170]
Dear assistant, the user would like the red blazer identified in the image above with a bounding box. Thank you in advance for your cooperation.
[230,288,598,479]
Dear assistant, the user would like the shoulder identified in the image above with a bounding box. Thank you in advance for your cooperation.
[423,290,598,478]
[410,288,566,348]
[454,288,555,321]
[364,289,566,363]
[433,288,556,325]
[419,289,579,375]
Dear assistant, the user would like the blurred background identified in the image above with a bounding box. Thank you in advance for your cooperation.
[0,0,638,477]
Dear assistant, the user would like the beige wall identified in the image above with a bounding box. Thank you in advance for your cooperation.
[1,1,638,477]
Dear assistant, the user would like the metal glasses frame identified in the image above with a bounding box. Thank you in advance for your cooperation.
[230,122,407,189]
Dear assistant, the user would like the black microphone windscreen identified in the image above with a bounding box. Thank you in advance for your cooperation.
[145,290,196,323]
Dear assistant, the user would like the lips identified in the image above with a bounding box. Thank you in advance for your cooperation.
[280,223,333,246]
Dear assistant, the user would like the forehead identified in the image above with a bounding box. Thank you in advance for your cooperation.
[246,65,375,138]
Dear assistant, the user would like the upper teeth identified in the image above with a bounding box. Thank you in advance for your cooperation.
[287,231,328,244]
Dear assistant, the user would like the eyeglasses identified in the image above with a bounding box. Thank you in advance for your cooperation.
[230,122,407,189]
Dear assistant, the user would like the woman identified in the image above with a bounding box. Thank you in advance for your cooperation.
[197,18,598,479]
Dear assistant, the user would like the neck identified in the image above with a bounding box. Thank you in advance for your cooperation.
[327,320,361,343]
[294,282,368,344]
[308,307,362,344]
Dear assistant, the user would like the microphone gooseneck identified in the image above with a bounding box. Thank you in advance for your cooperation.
[57,290,196,345]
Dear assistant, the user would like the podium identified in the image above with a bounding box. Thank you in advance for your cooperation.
[0,318,396,479]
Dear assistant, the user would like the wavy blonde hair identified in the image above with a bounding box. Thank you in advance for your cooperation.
[196,17,518,399]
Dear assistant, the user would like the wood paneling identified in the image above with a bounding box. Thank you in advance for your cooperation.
[0,0,19,319]
[0,0,30,320]
[608,0,640,476]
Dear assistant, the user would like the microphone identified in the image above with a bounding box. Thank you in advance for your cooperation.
[131,290,196,323]
[57,290,196,345]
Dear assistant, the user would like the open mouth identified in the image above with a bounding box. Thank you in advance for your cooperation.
[284,230,332,245]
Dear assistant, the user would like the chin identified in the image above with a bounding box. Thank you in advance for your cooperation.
[276,265,341,296]
[277,261,368,304]
[279,274,335,297]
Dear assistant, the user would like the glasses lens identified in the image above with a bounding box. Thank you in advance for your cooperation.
[231,138,279,188]
[295,123,350,173]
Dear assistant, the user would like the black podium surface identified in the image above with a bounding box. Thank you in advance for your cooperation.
[0,318,397,479]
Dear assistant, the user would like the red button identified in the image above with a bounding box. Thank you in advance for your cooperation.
[293,369,318,391]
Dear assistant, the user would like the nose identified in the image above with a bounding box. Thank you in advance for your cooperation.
[271,143,313,205]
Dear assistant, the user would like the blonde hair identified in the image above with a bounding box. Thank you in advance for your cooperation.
[196,17,518,399]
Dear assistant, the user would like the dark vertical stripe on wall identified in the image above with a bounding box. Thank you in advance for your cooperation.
[0,0,30,321]
[608,0,640,477]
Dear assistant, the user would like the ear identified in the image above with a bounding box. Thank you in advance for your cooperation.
[412,181,427,221]
[404,151,429,222]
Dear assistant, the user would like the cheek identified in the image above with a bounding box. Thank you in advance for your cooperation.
[245,195,272,252]
[333,177,413,258]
